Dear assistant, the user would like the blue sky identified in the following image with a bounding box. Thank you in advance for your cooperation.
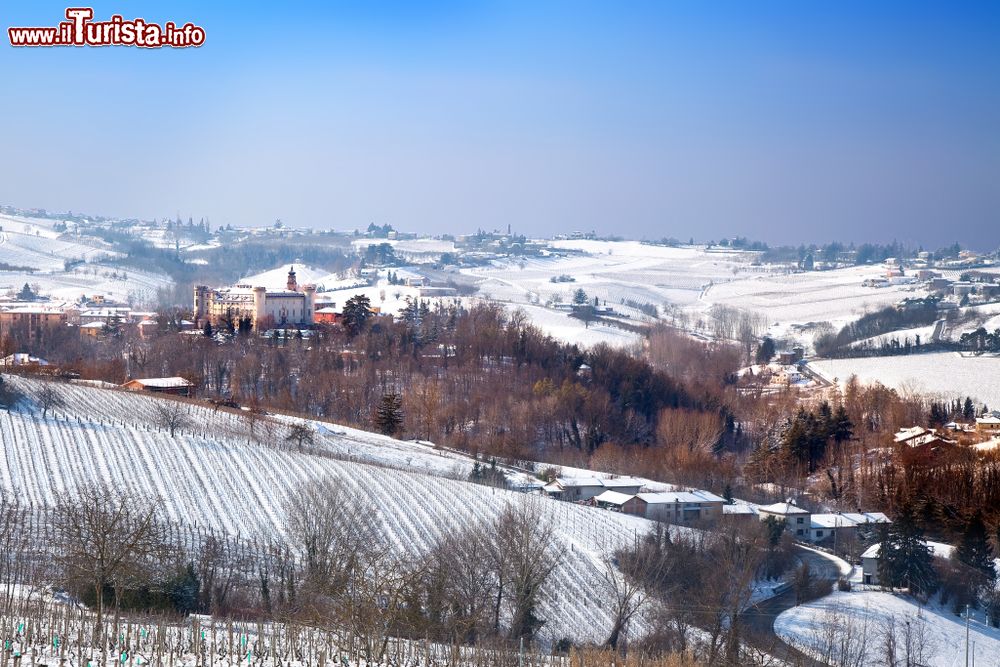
[1,1,998,247]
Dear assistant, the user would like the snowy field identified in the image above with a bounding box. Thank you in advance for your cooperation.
[0,376,655,644]
[810,352,1000,408]
[0,214,172,305]
[776,590,1000,666]
[702,266,939,347]
[460,241,945,349]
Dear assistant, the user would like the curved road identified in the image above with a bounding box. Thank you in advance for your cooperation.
[742,546,843,666]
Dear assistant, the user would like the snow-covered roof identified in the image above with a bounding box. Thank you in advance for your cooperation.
[978,416,1000,426]
[636,491,725,505]
[80,321,106,329]
[124,377,193,388]
[759,502,809,515]
[811,512,891,529]
[593,490,633,506]
[556,477,604,488]
[599,477,645,489]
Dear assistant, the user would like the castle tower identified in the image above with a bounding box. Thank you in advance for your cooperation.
[287,266,298,292]
[193,285,209,324]
[302,284,316,324]
[253,286,267,330]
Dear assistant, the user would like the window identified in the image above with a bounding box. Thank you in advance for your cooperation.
[796,517,804,524]
[816,530,823,538]
[796,529,804,536]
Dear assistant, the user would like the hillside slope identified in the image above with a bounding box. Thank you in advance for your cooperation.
[0,375,654,644]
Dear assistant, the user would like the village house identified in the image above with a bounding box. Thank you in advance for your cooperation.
[543,476,645,502]
[893,426,955,451]
[808,512,890,545]
[122,377,194,397]
[0,353,49,368]
[976,415,1000,437]
[79,321,107,338]
[757,501,811,538]
[622,490,726,524]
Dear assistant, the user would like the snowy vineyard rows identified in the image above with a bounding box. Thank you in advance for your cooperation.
[0,377,656,644]
[1,600,570,667]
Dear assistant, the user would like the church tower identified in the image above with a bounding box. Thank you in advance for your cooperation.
[287,266,298,292]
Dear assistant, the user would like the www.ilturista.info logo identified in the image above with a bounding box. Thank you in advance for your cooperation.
[8,8,205,48]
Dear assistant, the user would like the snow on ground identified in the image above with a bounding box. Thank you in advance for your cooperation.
[850,323,938,349]
[499,302,642,348]
[0,266,171,305]
[702,266,937,348]
[0,376,653,644]
[239,263,330,289]
[776,590,1000,666]
[459,241,951,350]
[810,352,1000,408]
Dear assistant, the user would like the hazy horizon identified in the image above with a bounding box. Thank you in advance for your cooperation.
[1,2,998,250]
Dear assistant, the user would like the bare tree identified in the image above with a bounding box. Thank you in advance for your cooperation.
[154,399,189,437]
[282,478,381,615]
[35,382,64,419]
[603,553,650,651]
[285,422,316,452]
[52,485,168,651]
[492,499,562,641]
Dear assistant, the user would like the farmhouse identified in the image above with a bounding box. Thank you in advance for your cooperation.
[543,476,645,502]
[758,502,811,538]
[809,512,890,544]
[194,267,316,331]
[622,491,725,524]
[122,377,194,397]
[976,415,1000,437]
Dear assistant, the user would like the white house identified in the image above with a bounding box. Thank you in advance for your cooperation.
[809,512,890,544]
[758,502,811,538]
[543,476,645,502]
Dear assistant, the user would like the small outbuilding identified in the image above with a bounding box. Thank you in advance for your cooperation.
[122,377,194,397]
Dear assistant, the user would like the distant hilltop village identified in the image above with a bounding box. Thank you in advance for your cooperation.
[194,267,316,331]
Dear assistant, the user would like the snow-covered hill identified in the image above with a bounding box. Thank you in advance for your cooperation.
[0,375,654,644]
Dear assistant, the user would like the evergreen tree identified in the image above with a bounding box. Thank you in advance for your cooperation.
[957,510,995,582]
[374,392,404,436]
[755,336,776,364]
[342,294,374,336]
[202,321,213,338]
[572,288,588,305]
[878,501,939,596]
[831,405,854,443]
[963,397,976,420]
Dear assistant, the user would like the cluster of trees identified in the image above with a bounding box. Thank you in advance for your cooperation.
[9,302,724,475]
[959,327,1000,353]
[927,396,980,425]
[815,300,939,357]
[877,501,1000,625]
[746,402,853,477]
[3,482,573,660]
[617,520,796,664]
